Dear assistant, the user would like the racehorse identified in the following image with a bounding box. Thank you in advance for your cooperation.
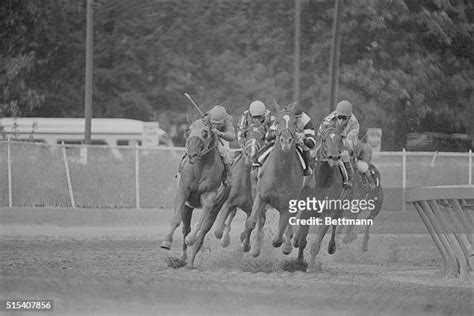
[295,127,384,266]
[160,118,230,267]
[214,123,267,247]
[241,101,305,257]
[294,126,351,265]
[339,146,384,252]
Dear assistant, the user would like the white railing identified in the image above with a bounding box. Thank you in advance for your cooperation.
[0,140,472,209]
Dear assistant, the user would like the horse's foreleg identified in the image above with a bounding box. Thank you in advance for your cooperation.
[187,193,217,246]
[214,199,232,239]
[222,208,237,248]
[297,223,310,262]
[250,209,267,257]
[181,204,193,262]
[243,194,265,253]
[273,211,291,249]
[281,222,293,255]
[189,196,222,268]
[161,190,187,250]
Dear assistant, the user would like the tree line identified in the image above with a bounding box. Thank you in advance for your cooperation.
[1,0,473,150]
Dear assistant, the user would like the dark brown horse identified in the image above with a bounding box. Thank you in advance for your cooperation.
[294,127,350,265]
[340,154,384,252]
[160,118,230,267]
[241,102,305,257]
[214,123,267,247]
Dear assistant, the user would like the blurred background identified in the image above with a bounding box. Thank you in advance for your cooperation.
[1,0,473,150]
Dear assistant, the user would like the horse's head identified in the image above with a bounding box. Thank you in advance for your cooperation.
[273,101,297,153]
[318,127,343,167]
[185,119,213,163]
[242,123,266,165]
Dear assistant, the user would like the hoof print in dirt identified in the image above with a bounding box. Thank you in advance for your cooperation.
[165,257,187,269]
[280,259,308,272]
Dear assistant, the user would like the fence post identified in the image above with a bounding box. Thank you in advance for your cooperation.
[402,148,407,211]
[7,139,12,207]
[135,144,140,209]
[62,142,76,208]
[469,149,472,185]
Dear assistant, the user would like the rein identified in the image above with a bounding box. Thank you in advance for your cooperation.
[316,127,339,163]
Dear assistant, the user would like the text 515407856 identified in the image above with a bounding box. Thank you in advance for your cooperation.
[0,300,54,312]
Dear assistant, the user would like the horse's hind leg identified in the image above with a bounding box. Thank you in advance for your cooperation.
[362,198,382,252]
[181,205,193,262]
[328,225,337,254]
[310,224,330,265]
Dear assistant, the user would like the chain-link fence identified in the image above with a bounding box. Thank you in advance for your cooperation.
[0,141,472,210]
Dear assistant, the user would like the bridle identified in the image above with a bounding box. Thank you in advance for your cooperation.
[317,127,342,162]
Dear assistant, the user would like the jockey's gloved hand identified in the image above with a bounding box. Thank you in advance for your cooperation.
[211,127,221,136]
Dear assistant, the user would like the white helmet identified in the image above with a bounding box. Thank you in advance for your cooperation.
[209,105,228,124]
[336,100,353,117]
[249,100,266,117]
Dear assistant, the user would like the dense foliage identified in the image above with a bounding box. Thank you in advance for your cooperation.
[1,0,472,149]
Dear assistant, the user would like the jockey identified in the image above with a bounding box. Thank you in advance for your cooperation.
[237,100,274,148]
[265,106,316,176]
[318,100,374,189]
[203,105,236,186]
[294,107,317,176]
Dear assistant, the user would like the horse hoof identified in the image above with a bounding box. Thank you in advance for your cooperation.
[361,243,368,252]
[328,245,336,255]
[293,240,299,248]
[281,245,293,256]
[250,249,260,257]
[222,234,231,248]
[214,229,223,239]
[161,241,171,250]
[241,242,250,253]
[272,240,283,248]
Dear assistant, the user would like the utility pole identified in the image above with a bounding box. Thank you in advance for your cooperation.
[294,0,301,106]
[328,0,343,112]
[84,0,93,144]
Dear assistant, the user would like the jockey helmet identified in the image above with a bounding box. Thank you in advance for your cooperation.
[336,100,353,117]
[295,106,303,117]
[249,100,266,117]
[209,105,228,125]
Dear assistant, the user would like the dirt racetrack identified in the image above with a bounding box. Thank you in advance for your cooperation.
[1,207,472,315]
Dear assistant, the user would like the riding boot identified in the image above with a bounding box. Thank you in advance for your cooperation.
[302,150,313,176]
[364,170,376,190]
[223,162,232,186]
[343,161,353,188]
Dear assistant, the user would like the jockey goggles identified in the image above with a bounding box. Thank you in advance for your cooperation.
[337,115,350,121]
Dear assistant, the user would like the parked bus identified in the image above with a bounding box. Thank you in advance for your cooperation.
[0,117,173,147]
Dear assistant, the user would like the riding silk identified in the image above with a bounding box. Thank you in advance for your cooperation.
[237,109,274,146]
[319,111,360,150]
[295,112,316,149]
